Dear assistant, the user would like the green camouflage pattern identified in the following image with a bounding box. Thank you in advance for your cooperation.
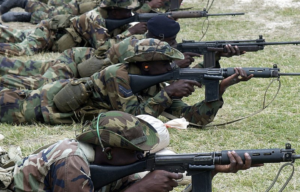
[70,7,132,49]
[76,111,159,151]
[0,37,222,126]
[0,7,132,57]
[0,19,54,56]
[48,0,73,6]
[124,38,184,62]
[89,63,223,125]
[26,0,99,24]
[13,138,140,191]
[0,47,95,90]
[107,35,140,63]
[0,26,31,43]
[0,62,223,125]
[100,0,140,9]
[0,36,146,90]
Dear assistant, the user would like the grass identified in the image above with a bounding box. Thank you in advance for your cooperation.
[1,0,300,191]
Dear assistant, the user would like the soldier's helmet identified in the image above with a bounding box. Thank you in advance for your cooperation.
[100,0,140,9]
[107,36,139,64]
[124,38,184,62]
[107,37,184,63]
[76,111,159,151]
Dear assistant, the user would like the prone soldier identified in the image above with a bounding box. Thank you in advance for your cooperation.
[0,38,252,126]
[0,111,259,191]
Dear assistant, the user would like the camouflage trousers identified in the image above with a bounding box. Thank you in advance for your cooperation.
[0,47,95,90]
[0,79,75,124]
[26,0,98,24]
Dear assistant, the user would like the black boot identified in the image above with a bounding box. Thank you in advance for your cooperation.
[1,12,31,22]
[0,0,28,14]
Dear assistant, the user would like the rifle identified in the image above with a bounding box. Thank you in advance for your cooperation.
[176,35,300,68]
[105,9,244,32]
[90,143,300,192]
[129,64,300,102]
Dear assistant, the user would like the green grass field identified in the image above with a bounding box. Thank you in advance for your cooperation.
[1,0,300,191]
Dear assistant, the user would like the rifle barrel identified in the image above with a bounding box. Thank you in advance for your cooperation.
[293,155,300,160]
[279,73,300,76]
[206,12,245,16]
[221,41,300,46]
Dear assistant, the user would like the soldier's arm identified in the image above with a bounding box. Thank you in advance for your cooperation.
[164,98,223,126]
[51,156,93,192]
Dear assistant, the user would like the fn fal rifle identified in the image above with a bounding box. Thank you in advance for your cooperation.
[129,64,300,102]
[90,143,300,192]
[176,35,300,68]
[105,9,244,32]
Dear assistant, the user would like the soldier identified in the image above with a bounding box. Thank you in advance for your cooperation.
[0,15,242,91]
[0,0,100,24]
[0,111,258,191]
[0,0,167,24]
[0,0,152,57]
[0,38,252,126]
[0,16,175,90]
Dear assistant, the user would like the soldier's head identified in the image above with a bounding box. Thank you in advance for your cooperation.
[146,15,180,48]
[124,38,184,75]
[76,111,159,165]
[101,0,139,19]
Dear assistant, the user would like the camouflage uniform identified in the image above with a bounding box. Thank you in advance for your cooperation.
[11,111,159,191]
[0,26,31,43]
[0,36,143,90]
[12,139,140,192]
[0,0,173,56]
[26,0,99,24]
[0,0,139,57]
[48,0,73,6]
[0,47,96,90]
[0,38,223,126]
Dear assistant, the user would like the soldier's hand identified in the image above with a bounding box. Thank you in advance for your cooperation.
[124,170,182,192]
[219,67,253,96]
[174,52,201,68]
[217,44,246,58]
[165,79,202,98]
[128,22,148,35]
[211,151,264,178]
[147,0,165,8]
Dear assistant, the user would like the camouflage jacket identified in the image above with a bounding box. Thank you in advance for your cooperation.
[71,7,132,49]
[12,139,139,192]
[88,63,224,125]
[0,63,222,125]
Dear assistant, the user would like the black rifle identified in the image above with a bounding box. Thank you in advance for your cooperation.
[129,64,300,102]
[90,143,300,192]
[105,9,244,32]
[176,35,300,68]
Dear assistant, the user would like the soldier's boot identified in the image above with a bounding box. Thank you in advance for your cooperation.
[1,12,31,22]
[0,0,28,14]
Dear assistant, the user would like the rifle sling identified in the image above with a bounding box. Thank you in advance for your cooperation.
[161,78,280,128]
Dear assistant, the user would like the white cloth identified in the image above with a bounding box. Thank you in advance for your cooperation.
[136,114,170,153]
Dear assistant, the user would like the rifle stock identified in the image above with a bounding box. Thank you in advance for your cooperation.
[129,65,287,102]
[90,143,300,191]
[105,10,244,32]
